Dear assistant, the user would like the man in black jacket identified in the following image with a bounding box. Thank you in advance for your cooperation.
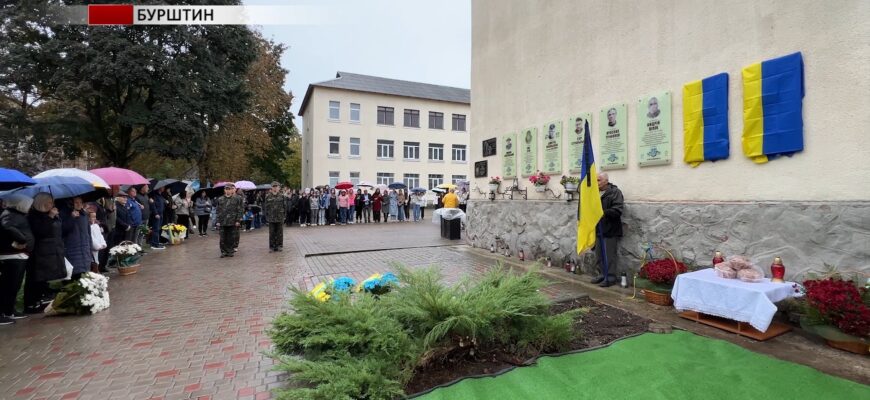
[590,173,624,287]
[0,194,35,324]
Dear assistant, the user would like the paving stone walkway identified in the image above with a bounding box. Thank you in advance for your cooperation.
[0,222,586,400]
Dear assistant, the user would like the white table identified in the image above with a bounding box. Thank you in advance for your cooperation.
[671,268,797,335]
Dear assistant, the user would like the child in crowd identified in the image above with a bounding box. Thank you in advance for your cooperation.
[243,207,253,231]
[89,212,107,273]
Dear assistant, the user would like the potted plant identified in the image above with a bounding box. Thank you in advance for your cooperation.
[488,176,502,192]
[797,278,869,355]
[109,241,143,276]
[560,175,580,192]
[528,171,550,192]
[634,248,688,306]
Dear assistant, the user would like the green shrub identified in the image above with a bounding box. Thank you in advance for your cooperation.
[268,289,420,400]
[268,264,581,399]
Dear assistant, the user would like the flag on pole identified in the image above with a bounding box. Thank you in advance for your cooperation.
[576,120,603,254]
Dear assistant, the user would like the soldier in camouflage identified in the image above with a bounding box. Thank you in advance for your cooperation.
[215,183,244,258]
[264,182,287,251]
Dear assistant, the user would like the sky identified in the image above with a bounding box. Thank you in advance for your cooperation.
[247,0,471,121]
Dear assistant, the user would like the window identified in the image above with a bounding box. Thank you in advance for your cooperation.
[428,112,444,129]
[329,171,339,187]
[452,175,467,184]
[329,101,340,120]
[350,103,360,122]
[404,174,420,189]
[377,139,394,159]
[452,114,466,131]
[404,109,420,128]
[451,144,466,162]
[377,106,394,125]
[377,173,394,185]
[350,172,360,186]
[428,143,444,161]
[403,141,420,160]
[329,136,340,155]
[350,137,360,157]
[428,174,443,189]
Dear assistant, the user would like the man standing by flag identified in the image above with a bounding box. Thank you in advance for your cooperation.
[575,119,624,287]
[591,172,624,287]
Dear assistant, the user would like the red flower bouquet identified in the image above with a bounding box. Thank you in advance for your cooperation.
[528,171,550,186]
[640,259,688,285]
[802,278,870,338]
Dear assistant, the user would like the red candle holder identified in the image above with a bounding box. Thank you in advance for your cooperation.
[712,251,724,266]
[770,256,785,283]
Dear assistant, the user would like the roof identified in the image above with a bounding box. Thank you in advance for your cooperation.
[298,72,470,116]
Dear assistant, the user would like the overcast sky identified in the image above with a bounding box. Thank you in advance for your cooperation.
[248,0,471,120]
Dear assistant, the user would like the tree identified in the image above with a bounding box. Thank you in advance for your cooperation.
[201,33,295,183]
[2,0,258,170]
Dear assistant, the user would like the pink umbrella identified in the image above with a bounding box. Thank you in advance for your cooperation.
[90,167,149,185]
[234,180,256,190]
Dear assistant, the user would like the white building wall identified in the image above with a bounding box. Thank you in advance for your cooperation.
[303,87,471,188]
[470,0,870,201]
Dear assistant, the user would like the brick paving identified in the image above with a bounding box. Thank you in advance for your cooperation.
[0,222,586,399]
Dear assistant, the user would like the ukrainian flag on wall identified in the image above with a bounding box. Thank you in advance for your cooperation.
[742,52,805,164]
[684,73,730,167]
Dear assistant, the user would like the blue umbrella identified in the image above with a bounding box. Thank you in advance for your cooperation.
[410,187,427,193]
[388,182,407,190]
[0,176,105,201]
[0,168,36,191]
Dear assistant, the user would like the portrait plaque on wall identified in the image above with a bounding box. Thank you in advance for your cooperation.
[568,113,592,173]
[599,104,628,170]
[542,121,562,175]
[637,91,672,166]
[482,138,497,157]
[474,160,488,178]
[502,132,517,178]
[520,127,538,177]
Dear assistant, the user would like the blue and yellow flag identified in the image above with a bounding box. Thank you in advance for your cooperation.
[684,73,730,167]
[576,120,603,255]
[742,52,805,164]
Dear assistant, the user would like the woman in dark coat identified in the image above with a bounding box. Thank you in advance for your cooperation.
[25,193,66,313]
[371,189,382,223]
[0,194,35,322]
[60,196,92,280]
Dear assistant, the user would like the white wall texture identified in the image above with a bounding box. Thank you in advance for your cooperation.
[470,0,870,202]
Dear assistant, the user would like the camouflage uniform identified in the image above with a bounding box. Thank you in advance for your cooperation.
[216,194,244,256]
[264,191,286,250]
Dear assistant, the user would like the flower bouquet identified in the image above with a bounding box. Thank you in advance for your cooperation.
[488,176,501,192]
[45,272,110,316]
[633,246,688,306]
[356,272,399,296]
[560,175,580,192]
[797,278,869,355]
[109,241,142,275]
[529,171,550,192]
[161,224,187,244]
[308,276,357,302]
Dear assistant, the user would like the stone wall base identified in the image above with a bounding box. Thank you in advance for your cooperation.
[465,200,870,280]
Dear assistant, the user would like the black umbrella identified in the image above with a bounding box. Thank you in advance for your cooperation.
[152,179,179,192]
[193,187,223,200]
[388,182,407,189]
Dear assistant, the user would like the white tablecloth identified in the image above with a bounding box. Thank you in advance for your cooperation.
[671,268,797,332]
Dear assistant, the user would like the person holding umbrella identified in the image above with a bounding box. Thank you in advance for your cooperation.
[215,183,244,258]
[23,193,66,313]
[264,182,286,251]
[0,194,34,324]
[388,190,398,222]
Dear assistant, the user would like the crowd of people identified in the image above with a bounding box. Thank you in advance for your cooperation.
[0,179,470,325]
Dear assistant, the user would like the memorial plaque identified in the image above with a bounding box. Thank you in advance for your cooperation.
[474,160,488,178]
[482,138,497,157]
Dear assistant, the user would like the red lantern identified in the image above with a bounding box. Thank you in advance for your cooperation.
[771,257,785,283]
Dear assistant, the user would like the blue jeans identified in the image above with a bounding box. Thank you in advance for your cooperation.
[398,206,405,221]
[413,204,421,221]
[150,217,162,246]
[348,207,355,223]
[339,207,348,224]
